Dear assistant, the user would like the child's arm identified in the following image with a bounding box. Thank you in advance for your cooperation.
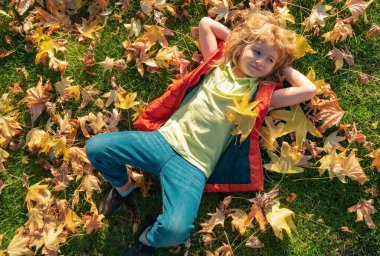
[199,17,230,60]
[269,66,317,109]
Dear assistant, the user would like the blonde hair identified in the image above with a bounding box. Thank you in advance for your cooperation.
[211,10,296,83]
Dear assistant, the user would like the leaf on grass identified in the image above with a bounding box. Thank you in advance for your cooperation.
[274,5,295,26]
[340,226,353,233]
[214,243,232,256]
[340,123,373,148]
[323,131,346,153]
[327,47,354,72]
[25,182,52,208]
[225,93,260,143]
[218,196,232,212]
[124,18,142,38]
[317,149,345,181]
[76,16,103,41]
[0,110,23,148]
[264,142,304,174]
[309,2,329,27]
[246,204,267,231]
[366,148,380,172]
[42,227,67,255]
[306,68,330,95]
[265,200,296,240]
[311,95,345,133]
[339,149,368,185]
[0,148,9,173]
[286,193,297,203]
[80,83,101,109]
[115,91,139,110]
[21,76,52,123]
[81,212,105,234]
[207,0,234,22]
[6,227,34,256]
[366,23,380,39]
[347,199,377,229]
[245,235,264,249]
[141,25,174,47]
[345,0,374,23]
[259,116,284,152]
[198,208,225,234]
[270,105,322,148]
[293,34,317,59]
[227,209,253,235]
[322,18,354,44]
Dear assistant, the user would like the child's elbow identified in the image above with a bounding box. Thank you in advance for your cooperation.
[306,85,317,100]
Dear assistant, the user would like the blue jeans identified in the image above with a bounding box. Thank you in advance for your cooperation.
[85,131,207,248]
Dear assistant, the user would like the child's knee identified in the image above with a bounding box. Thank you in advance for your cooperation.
[148,220,191,247]
[85,135,107,163]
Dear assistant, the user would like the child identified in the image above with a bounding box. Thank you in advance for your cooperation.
[85,10,316,256]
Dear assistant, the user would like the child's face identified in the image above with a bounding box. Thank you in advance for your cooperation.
[234,41,279,79]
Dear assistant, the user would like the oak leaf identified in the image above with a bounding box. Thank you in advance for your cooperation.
[264,142,304,174]
[225,93,260,143]
[265,200,297,240]
[270,105,322,148]
[347,199,377,229]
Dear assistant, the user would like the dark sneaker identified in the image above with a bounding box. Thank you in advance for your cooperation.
[98,188,134,218]
[125,240,155,256]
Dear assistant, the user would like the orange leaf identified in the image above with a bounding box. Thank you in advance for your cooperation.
[347,199,377,229]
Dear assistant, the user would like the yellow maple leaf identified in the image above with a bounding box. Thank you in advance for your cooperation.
[124,18,142,38]
[0,110,22,148]
[76,16,103,41]
[42,227,67,255]
[306,68,327,95]
[0,148,9,173]
[265,199,297,240]
[115,91,139,110]
[274,5,295,27]
[270,105,322,148]
[293,34,317,59]
[259,116,284,152]
[207,0,233,22]
[264,142,304,174]
[225,93,261,143]
[339,149,368,185]
[141,25,174,47]
[317,149,345,181]
[63,209,82,233]
[25,181,52,208]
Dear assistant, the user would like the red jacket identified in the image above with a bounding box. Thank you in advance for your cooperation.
[134,43,282,192]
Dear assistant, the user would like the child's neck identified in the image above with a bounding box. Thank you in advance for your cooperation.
[232,66,246,78]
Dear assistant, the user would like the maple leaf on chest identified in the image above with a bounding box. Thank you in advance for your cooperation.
[264,141,304,174]
[225,93,261,143]
[347,199,377,229]
[270,105,322,148]
[21,76,53,123]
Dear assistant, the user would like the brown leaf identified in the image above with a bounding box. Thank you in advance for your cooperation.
[345,0,373,23]
[347,199,377,229]
[323,131,346,153]
[42,227,67,255]
[202,234,215,249]
[366,148,380,172]
[81,212,105,234]
[0,49,16,58]
[246,204,267,231]
[366,23,380,39]
[198,208,225,234]
[21,76,52,123]
[249,188,280,209]
[340,226,353,233]
[322,18,354,44]
[340,123,373,148]
[286,193,297,203]
[358,71,369,84]
[339,149,368,185]
[0,179,8,194]
[7,83,24,95]
[80,84,101,109]
[76,16,103,41]
[364,186,378,198]
[218,196,232,212]
[214,243,232,256]
[15,67,29,79]
[227,209,253,234]
[6,227,34,256]
[245,235,264,249]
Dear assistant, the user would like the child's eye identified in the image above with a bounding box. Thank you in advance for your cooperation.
[253,49,261,55]
[267,58,273,63]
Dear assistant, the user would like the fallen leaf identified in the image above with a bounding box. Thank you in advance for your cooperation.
[324,131,346,153]
[82,212,106,234]
[198,208,225,234]
[286,193,297,203]
[25,181,52,208]
[227,209,253,234]
[141,25,174,47]
[340,123,373,148]
[207,0,234,22]
[245,235,264,249]
[309,2,329,27]
[214,242,232,256]
[345,0,373,23]
[339,149,368,185]
[366,148,380,172]
[293,34,317,59]
[202,234,215,249]
[347,199,377,229]
[274,5,295,26]
[246,204,267,231]
[366,23,380,39]
[322,18,354,44]
[259,116,284,152]
[6,227,34,256]
[364,186,378,197]
[76,16,103,41]
[264,142,304,174]
[340,226,353,233]
[42,227,67,255]
[265,200,297,240]
[270,105,322,148]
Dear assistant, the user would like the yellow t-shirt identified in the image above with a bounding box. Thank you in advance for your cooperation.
[159,63,258,178]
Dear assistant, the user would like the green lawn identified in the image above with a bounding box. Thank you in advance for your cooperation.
[0,0,379,255]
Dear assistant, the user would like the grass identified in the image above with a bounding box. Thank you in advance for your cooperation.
[0,0,379,255]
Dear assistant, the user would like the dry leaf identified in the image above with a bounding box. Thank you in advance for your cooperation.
[264,142,304,174]
[245,235,264,249]
[198,208,225,234]
[323,131,346,153]
[366,23,380,39]
[345,0,373,23]
[270,105,322,148]
[259,116,284,152]
[366,148,380,172]
[293,34,317,59]
[347,199,377,229]
[286,193,297,203]
[6,227,34,256]
[309,2,329,27]
[227,209,253,234]
[265,200,297,240]
[76,16,103,41]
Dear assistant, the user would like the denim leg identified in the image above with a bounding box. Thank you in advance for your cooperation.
[85,131,176,188]
[145,153,207,248]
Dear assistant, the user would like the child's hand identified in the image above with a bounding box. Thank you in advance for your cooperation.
[199,17,230,60]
